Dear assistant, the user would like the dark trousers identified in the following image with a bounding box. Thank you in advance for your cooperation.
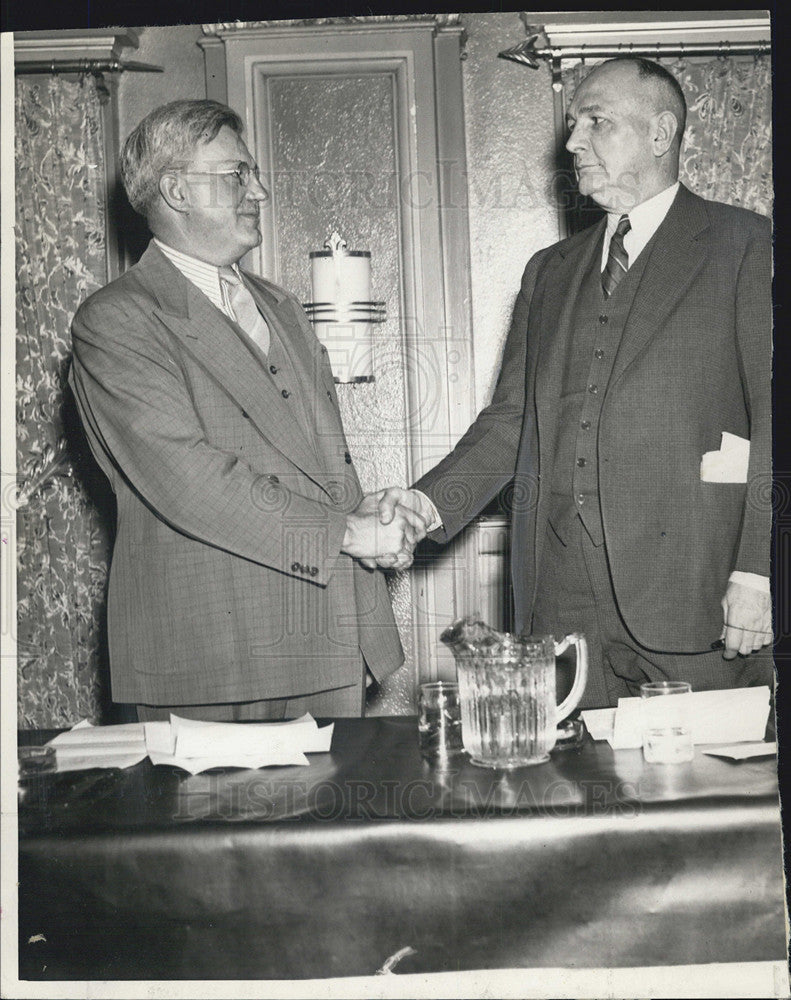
[136,675,366,722]
[532,515,774,710]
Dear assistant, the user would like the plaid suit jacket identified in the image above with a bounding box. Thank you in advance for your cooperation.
[69,242,403,706]
[416,185,772,653]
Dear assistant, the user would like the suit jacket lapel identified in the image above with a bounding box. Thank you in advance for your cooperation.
[138,243,323,481]
[244,272,352,479]
[609,185,711,386]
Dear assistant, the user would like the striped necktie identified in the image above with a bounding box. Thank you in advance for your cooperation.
[219,267,270,355]
[601,214,631,298]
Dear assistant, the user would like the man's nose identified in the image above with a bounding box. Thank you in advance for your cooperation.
[565,123,585,154]
[245,173,270,203]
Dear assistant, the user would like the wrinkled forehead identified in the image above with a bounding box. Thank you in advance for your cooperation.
[192,124,251,164]
[568,64,642,117]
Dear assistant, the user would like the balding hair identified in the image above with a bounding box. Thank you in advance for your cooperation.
[608,56,687,147]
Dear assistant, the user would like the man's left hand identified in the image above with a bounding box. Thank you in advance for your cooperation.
[721,581,773,659]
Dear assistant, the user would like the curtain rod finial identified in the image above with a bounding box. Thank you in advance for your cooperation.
[498,33,541,69]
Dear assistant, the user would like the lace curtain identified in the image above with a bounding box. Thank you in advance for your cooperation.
[560,55,772,222]
[15,74,114,727]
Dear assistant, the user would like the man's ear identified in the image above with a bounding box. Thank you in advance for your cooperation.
[159,172,190,214]
[652,110,678,158]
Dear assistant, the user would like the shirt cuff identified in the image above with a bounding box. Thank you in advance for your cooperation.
[413,489,443,532]
[729,571,770,594]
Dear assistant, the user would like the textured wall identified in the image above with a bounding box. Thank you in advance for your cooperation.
[459,13,559,405]
[118,25,206,142]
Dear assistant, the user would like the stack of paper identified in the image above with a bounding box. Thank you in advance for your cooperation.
[47,720,148,771]
[144,713,334,774]
[44,714,334,774]
[581,686,771,751]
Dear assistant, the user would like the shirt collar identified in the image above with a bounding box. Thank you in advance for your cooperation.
[606,181,680,238]
[153,239,241,279]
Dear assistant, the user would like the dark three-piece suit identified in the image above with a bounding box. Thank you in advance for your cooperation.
[416,185,772,705]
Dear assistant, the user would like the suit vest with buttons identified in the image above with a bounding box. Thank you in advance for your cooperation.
[548,229,655,546]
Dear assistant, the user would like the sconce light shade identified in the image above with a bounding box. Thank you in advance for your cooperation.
[304,232,386,383]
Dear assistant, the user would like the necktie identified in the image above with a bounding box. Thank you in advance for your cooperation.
[219,267,270,355]
[601,214,631,298]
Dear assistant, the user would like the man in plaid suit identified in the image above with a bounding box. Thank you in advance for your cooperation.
[70,100,423,722]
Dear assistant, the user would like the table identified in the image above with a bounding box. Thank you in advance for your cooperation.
[17,717,787,981]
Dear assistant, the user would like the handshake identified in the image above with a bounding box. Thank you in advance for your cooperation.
[341,487,436,571]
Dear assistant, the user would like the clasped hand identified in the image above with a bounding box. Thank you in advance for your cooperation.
[342,488,432,570]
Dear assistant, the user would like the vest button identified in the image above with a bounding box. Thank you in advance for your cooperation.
[577,457,586,467]
[344,451,352,464]
[270,364,278,374]
[577,493,585,505]
[581,420,591,430]
[599,315,608,324]
[281,389,290,399]
[588,384,598,394]
[327,391,333,400]
[594,349,604,359]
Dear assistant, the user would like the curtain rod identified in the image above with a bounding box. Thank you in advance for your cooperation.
[15,59,163,76]
[499,36,770,69]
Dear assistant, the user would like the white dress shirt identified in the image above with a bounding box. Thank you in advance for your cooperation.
[600,181,679,271]
[154,239,244,323]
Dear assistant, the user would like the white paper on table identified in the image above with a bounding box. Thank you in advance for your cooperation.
[584,687,771,749]
[611,698,645,749]
[170,712,333,758]
[580,708,616,742]
[146,749,310,774]
[701,741,777,761]
[46,721,148,771]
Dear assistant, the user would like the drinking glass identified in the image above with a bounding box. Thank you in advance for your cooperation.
[640,681,694,764]
[418,682,463,758]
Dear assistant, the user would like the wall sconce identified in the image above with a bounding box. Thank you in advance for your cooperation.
[303,232,386,383]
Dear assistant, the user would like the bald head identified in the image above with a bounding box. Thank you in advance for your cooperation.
[592,58,687,151]
[565,57,686,212]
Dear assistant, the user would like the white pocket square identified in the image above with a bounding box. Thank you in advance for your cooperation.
[700,431,750,483]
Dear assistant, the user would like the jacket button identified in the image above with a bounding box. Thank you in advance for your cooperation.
[291,561,300,572]
[241,410,249,419]
[281,389,290,399]
[581,420,591,430]
[309,566,318,577]
[577,493,585,505]
[594,349,604,359]
[270,364,278,374]
[327,390,333,400]
[588,384,598,394]
[599,315,608,324]
[344,451,352,464]
[269,475,279,484]
[577,457,586,467]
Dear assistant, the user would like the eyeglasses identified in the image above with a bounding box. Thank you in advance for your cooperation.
[176,161,263,188]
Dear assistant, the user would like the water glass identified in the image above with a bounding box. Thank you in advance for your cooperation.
[418,682,463,758]
[640,681,694,764]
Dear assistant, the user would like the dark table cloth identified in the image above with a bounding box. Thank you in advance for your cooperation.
[17,717,787,980]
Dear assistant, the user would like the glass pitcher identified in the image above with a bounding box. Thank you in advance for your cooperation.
[441,616,588,768]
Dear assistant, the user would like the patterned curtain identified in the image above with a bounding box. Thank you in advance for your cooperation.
[15,74,114,728]
[559,55,772,223]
